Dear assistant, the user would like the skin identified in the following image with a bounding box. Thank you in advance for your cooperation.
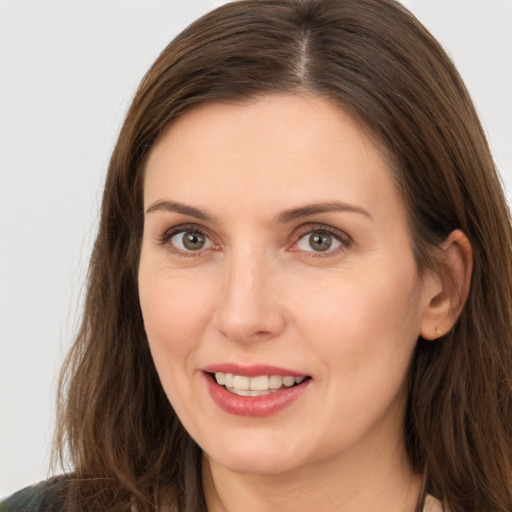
[138,94,471,511]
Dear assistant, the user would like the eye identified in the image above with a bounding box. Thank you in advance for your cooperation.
[297,231,340,252]
[172,230,210,251]
[294,227,349,254]
[161,227,214,254]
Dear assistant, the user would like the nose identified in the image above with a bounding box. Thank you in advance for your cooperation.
[213,249,286,344]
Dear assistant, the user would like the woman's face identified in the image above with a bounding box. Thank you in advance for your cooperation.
[138,94,436,476]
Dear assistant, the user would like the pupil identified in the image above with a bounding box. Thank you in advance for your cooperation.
[183,231,205,250]
[309,232,331,251]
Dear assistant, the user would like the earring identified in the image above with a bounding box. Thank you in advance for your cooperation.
[435,326,443,337]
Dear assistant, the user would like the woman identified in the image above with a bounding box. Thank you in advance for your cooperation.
[3,0,511,510]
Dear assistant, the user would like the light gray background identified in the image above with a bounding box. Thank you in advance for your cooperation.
[1,0,511,498]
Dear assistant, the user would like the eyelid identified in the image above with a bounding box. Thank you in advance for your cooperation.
[289,223,352,255]
[158,223,218,255]
[156,221,351,257]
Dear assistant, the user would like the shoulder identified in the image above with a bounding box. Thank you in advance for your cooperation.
[0,477,69,512]
[1,483,46,512]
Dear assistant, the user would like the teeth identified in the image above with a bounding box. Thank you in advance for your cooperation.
[269,375,283,389]
[282,376,295,387]
[226,388,274,396]
[224,373,234,387]
[229,388,251,396]
[213,372,307,395]
[249,375,269,390]
[233,375,250,390]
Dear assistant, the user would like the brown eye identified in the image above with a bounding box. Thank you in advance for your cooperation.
[171,230,211,252]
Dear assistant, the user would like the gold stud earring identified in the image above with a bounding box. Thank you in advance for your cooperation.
[435,326,443,337]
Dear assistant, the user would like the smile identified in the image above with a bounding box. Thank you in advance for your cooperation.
[214,372,307,396]
[203,368,312,416]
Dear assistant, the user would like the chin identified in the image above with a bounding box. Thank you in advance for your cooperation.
[210,452,301,476]
[201,430,313,476]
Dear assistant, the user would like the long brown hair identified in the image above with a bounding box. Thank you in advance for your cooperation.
[53,1,512,510]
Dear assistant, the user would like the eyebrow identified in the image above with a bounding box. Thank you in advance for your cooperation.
[146,200,214,221]
[145,199,371,224]
[274,201,372,224]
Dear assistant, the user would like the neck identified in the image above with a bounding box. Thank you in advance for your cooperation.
[202,439,422,512]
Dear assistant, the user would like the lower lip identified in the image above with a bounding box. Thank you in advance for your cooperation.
[204,373,311,417]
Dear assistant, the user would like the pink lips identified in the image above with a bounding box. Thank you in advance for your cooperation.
[202,363,311,417]
[203,363,306,377]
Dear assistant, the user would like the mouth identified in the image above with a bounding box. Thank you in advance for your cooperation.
[202,363,312,416]
[206,371,311,396]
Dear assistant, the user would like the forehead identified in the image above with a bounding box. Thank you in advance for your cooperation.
[143,94,404,224]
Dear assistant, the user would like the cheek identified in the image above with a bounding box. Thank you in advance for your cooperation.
[138,268,215,369]
[294,266,423,378]
[138,269,217,424]
[290,269,422,443]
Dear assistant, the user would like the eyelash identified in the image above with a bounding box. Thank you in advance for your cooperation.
[158,223,352,258]
[290,224,352,257]
[159,224,216,258]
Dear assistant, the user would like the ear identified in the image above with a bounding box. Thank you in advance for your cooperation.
[420,229,473,340]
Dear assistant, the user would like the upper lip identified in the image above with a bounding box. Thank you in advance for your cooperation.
[202,363,308,377]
